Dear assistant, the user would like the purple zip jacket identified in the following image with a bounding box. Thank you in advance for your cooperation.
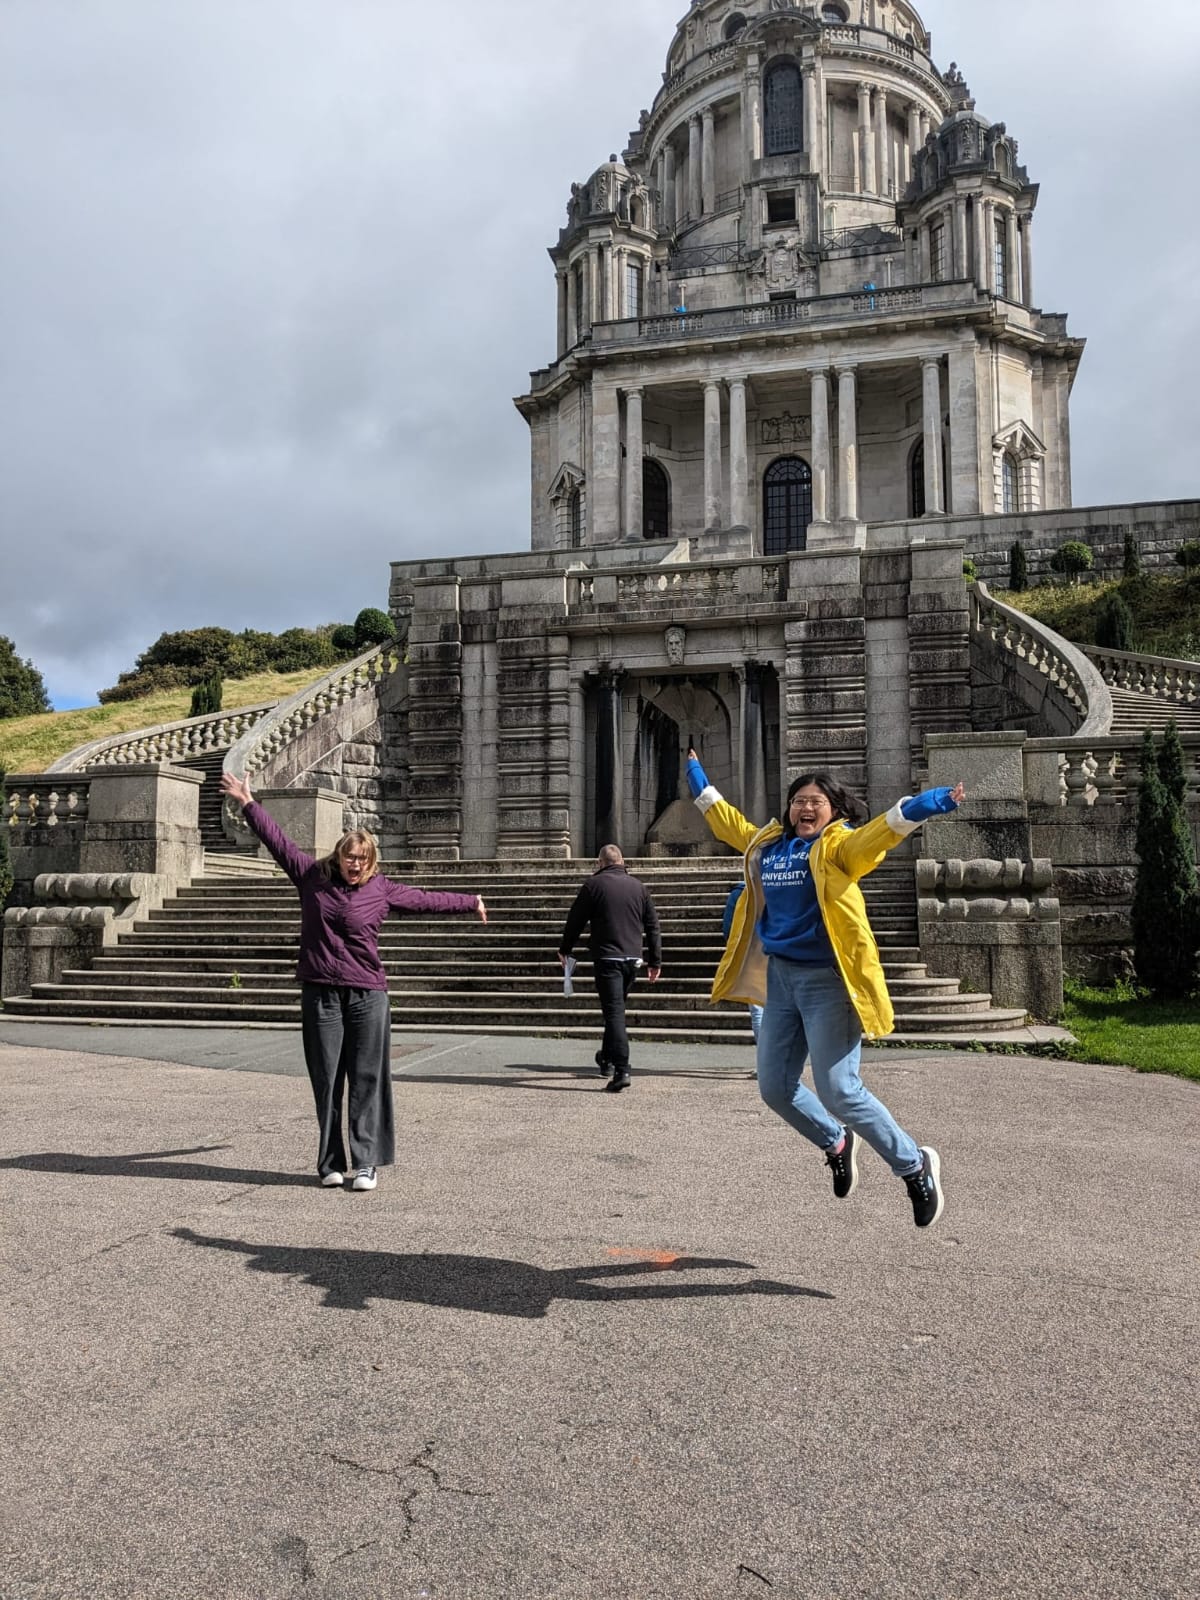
[244,801,480,990]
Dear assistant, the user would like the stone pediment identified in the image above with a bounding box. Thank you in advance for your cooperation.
[746,6,822,45]
[548,461,585,500]
[993,420,1045,460]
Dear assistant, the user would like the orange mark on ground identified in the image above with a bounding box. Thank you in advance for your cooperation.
[606,1246,681,1267]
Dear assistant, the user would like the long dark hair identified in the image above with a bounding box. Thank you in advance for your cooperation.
[782,771,868,839]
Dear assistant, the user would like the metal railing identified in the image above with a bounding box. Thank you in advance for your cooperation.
[822,224,904,253]
[667,239,749,273]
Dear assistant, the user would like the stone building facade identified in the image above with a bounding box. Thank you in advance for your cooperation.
[389,0,1095,866]
[515,0,1083,554]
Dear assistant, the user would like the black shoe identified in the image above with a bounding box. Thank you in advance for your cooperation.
[824,1129,859,1200]
[604,1067,632,1093]
[904,1147,944,1228]
[594,1049,613,1079]
[351,1165,378,1192]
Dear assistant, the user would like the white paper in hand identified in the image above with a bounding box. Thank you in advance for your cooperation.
[562,956,577,997]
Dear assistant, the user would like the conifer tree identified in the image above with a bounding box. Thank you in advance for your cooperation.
[1095,591,1134,652]
[1009,539,1028,593]
[1131,724,1199,997]
[1122,529,1141,581]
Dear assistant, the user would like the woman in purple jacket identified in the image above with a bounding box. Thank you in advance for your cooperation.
[221,772,487,1191]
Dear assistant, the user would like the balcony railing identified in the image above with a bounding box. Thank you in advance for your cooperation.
[667,239,752,273]
[593,280,979,346]
[822,224,904,254]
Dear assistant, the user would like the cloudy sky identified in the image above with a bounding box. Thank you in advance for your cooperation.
[2,0,1197,708]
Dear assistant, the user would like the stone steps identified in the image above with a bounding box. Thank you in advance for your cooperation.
[1107,688,1200,734]
[0,853,1039,1041]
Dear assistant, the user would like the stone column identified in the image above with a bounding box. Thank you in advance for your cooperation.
[555,268,568,356]
[814,57,827,183]
[728,376,750,530]
[688,114,702,221]
[810,368,831,523]
[566,262,579,347]
[875,87,890,197]
[703,380,723,530]
[907,101,922,180]
[921,356,945,515]
[701,105,716,215]
[836,365,858,523]
[745,57,763,165]
[603,242,616,321]
[591,383,622,538]
[1004,207,1020,301]
[739,662,770,826]
[1020,213,1034,306]
[594,671,624,849]
[857,83,875,193]
[803,63,818,165]
[973,196,989,290]
[954,196,969,279]
[918,221,931,283]
[919,111,930,145]
[586,248,599,330]
[983,199,998,293]
[663,140,677,228]
[624,388,644,541]
[947,341,982,515]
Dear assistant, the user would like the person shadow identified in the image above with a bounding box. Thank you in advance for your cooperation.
[171,1228,836,1317]
[0,1145,311,1188]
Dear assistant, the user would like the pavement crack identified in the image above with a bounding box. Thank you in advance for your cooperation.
[410,1438,494,1498]
[738,1564,773,1586]
[332,1540,379,1564]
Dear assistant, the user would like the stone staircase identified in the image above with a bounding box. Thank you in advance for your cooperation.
[174,750,237,851]
[1107,688,1200,735]
[2,856,1031,1044]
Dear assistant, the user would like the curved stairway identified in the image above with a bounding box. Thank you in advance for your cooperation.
[2,856,1030,1044]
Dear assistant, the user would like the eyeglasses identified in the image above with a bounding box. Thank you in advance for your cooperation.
[341,853,370,865]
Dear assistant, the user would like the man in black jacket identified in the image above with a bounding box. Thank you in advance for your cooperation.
[558,845,662,1093]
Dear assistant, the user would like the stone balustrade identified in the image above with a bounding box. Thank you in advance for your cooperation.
[569,559,784,614]
[1026,733,1200,815]
[5,777,92,835]
[47,703,275,774]
[970,582,1111,736]
[1083,645,1200,707]
[616,281,978,346]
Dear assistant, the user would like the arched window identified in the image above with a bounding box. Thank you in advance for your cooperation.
[568,487,583,547]
[764,61,803,157]
[910,440,926,518]
[763,456,812,554]
[1002,453,1019,514]
[643,459,670,540]
[822,3,849,21]
[724,13,748,40]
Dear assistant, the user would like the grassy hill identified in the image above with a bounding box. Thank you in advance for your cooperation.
[0,667,332,775]
[995,571,1200,661]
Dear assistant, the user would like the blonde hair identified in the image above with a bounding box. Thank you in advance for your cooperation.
[319,828,380,883]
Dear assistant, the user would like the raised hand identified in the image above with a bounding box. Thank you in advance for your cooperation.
[219,771,253,808]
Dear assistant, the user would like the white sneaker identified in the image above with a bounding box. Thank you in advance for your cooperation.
[319,1171,344,1188]
[351,1166,378,1192]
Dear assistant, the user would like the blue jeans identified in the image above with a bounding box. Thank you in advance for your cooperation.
[756,959,922,1178]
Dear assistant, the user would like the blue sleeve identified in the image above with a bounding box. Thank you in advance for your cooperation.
[686,756,710,800]
[900,787,960,822]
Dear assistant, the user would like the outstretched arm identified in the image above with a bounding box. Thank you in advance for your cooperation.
[219,771,253,808]
[218,770,312,883]
[685,747,762,854]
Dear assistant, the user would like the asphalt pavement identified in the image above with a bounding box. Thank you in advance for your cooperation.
[1,1021,1196,1600]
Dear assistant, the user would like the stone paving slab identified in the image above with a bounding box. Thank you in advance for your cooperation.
[0,1027,1197,1599]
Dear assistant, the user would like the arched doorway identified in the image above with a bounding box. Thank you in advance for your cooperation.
[643,459,670,539]
[763,456,813,553]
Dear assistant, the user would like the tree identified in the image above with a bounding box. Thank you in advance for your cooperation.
[1009,540,1028,593]
[1130,724,1200,998]
[1094,591,1134,652]
[269,628,336,673]
[1049,540,1094,585]
[1175,541,1200,582]
[353,607,397,648]
[962,557,978,583]
[1122,529,1141,581]
[330,624,359,654]
[189,672,223,718]
[0,636,51,720]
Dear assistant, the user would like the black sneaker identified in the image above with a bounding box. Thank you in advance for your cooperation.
[594,1049,613,1079]
[904,1147,944,1228]
[351,1166,378,1192]
[604,1067,632,1093]
[824,1129,859,1199]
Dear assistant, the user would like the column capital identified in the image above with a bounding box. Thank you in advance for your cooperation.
[727,372,749,389]
[690,110,702,126]
[876,86,889,104]
[623,385,644,399]
[701,103,715,123]
[703,378,723,394]
[857,81,873,97]
[920,354,943,370]
[834,362,858,378]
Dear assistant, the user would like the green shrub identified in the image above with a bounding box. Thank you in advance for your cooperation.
[268,628,336,673]
[1094,591,1134,652]
[353,607,397,648]
[1049,540,1094,584]
[1008,540,1028,593]
[98,664,194,703]
[1176,541,1200,579]
[330,624,359,654]
[189,672,224,718]
[1122,530,1142,581]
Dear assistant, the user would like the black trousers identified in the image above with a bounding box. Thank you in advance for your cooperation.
[300,984,395,1174]
[594,958,641,1071]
